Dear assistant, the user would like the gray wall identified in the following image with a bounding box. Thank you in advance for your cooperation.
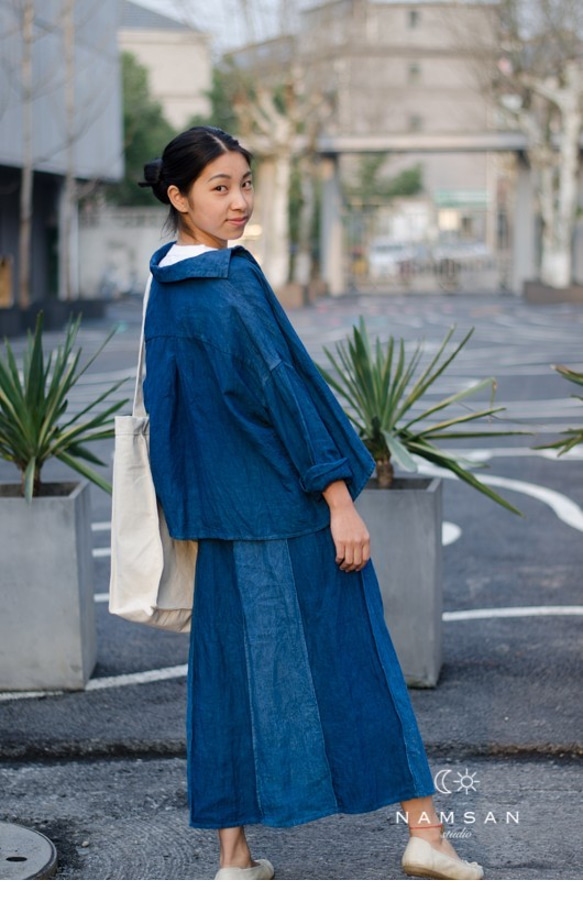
[0,0,123,180]
[0,0,123,305]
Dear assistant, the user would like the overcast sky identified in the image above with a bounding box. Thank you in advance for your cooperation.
[133,0,292,50]
[131,0,463,52]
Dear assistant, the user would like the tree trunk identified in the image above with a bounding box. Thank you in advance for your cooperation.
[18,0,34,311]
[530,61,582,290]
[292,155,316,286]
[538,112,580,289]
[375,458,394,488]
[262,152,291,289]
[61,0,76,302]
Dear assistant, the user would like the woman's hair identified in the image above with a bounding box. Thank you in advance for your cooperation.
[139,125,253,233]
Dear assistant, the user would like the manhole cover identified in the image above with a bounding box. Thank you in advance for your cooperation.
[0,823,57,880]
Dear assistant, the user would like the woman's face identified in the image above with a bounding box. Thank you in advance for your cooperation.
[168,151,254,249]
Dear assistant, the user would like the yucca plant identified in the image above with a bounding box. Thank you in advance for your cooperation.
[0,313,127,502]
[536,365,583,456]
[319,317,525,515]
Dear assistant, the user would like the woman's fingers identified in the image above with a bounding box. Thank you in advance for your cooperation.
[336,537,371,572]
[362,537,371,567]
[353,537,370,571]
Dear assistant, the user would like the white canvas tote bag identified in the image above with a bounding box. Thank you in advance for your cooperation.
[108,276,197,632]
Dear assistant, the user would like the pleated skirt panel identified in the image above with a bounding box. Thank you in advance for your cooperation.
[186,526,435,829]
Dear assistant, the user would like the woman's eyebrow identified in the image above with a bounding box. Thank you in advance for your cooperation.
[208,170,252,182]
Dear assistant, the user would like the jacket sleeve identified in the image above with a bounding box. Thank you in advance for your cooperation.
[262,359,354,494]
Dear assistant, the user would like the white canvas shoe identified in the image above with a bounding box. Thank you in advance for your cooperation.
[402,837,484,880]
[215,858,275,880]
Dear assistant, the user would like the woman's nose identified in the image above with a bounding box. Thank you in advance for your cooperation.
[231,189,249,210]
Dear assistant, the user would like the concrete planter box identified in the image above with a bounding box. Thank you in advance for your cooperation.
[356,476,443,688]
[0,481,96,690]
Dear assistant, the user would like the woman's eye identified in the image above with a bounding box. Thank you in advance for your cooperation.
[243,179,253,190]
[214,185,228,192]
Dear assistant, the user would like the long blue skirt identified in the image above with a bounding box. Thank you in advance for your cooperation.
[186,526,435,829]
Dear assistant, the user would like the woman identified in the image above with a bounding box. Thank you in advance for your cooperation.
[140,126,483,881]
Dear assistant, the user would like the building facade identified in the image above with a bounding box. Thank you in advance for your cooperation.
[119,1,211,130]
[228,0,502,286]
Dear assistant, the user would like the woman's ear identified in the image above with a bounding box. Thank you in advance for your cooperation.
[167,185,188,213]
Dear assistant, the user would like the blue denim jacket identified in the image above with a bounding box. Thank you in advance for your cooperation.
[143,243,374,540]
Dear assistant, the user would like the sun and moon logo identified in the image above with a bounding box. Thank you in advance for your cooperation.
[434,767,480,795]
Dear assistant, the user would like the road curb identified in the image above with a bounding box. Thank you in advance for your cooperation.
[0,740,582,763]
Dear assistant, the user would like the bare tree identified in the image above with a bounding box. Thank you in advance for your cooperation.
[439,0,583,289]
[8,0,63,309]
[495,0,583,289]
[233,69,327,289]
[171,0,289,48]
[18,0,34,310]
[61,0,76,302]
[445,0,583,290]
[172,0,320,287]
[7,1,116,306]
[236,84,295,286]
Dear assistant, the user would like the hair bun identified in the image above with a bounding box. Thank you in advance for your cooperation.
[138,158,170,203]
[139,158,163,186]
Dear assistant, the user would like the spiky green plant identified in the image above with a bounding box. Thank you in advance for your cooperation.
[319,317,525,515]
[536,365,583,456]
[0,313,127,502]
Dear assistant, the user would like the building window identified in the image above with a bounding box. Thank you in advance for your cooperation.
[409,114,423,133]
[408,62,421,85]
[408,9,420,28]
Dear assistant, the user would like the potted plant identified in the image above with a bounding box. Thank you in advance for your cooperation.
[0,314,126,690]
[319,319,523,687]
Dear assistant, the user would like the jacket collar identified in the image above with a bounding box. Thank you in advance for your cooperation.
[150,242,255,282]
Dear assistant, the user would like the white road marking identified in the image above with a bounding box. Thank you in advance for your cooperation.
[442,522,462,546]
[444,606,583,621]
[418,464,583,532]
[92,548,111,559]
[84,664,188,691]
[91,522,111,532]
[76,367,137,384]
[491,400,583,419]
[0,665,189,703]
[471,474,583,531]
[453,447,583,462]
[2,606,582,703]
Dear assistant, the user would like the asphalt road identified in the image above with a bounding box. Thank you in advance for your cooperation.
[0,288,582,882]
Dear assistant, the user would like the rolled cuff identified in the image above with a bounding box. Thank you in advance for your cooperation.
[299,458,353,494]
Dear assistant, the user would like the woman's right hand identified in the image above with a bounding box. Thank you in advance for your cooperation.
[323,481,371,572]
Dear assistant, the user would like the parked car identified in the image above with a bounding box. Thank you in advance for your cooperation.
[368,241,416,278]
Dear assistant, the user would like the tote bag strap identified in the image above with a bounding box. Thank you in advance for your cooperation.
[133,274,153,418]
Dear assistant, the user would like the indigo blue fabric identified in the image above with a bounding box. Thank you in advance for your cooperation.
[143,243,375,540]
[187,528,435,829]
[144,241,434,830]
